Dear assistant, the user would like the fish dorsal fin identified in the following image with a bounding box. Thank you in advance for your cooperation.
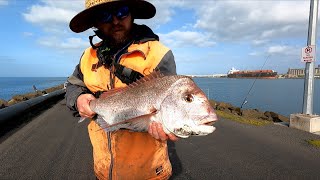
[99,71,164,98]
[128,70,164,88]
[99,87,127,98]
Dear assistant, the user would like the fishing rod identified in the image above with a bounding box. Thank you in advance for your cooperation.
[240,54,271,109]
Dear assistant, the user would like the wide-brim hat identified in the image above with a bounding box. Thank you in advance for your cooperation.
[70,0,156,33]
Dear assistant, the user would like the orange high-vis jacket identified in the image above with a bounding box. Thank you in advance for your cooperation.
[80,40,175,180]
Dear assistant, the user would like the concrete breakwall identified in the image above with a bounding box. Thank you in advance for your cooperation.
[0,85,65,124]
[0,84,64,108]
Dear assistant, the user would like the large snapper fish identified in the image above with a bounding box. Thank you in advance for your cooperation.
[89,72,218,138]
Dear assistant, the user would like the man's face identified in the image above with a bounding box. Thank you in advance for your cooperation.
[95,7,133,45]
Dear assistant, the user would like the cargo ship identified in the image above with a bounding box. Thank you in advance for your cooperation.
[227,67,278,79]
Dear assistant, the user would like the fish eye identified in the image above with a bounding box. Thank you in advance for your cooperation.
[184,94,194,103]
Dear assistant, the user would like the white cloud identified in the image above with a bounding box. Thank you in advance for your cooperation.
[249,52,259,56]
[61,37,89,49]
[137,0,189,29]
[0,0,8,6]
[267,45,298,56]
[159,30,215,48]
[38,36,88,50]
[193,1,309,41]
[252,39,269,46]
[146,0,311,50]
[23,0,81,30]
[23,0,90,52]
[24,5,75,25]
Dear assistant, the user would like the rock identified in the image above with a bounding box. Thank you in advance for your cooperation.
[216,102,242,115]
[242,109,268,120]
[264,111,289,122]
[12,95,28,102]
[44,85,63,93]
[264,111,279,122]
[216,102,234,113]
[0,99,8,109]
[209,100,218,109]
[231,107,242,116]
[8,99,18,106]
[278,114,289,122]
[24,91,45,100]
[263,111,275,121]
[217,102,232,111]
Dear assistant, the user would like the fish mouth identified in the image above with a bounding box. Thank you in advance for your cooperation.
[203,121,215,126]
[173,125,217,138]
[199,115,218,126]
[170,115,218,138]
[190,126,216,136]
[173,119,218,138]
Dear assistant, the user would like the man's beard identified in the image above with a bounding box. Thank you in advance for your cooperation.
[107,26,132,49]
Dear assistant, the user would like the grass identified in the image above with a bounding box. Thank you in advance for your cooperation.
[216,110,271,126]
[306,140,320,148]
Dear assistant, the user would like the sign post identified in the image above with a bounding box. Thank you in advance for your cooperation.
[301,45,316,63]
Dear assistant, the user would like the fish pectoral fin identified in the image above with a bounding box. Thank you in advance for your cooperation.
[99,112,158,131]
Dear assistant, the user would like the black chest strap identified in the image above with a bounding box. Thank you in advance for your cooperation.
[94,63,144,98]
[113,63,144,85]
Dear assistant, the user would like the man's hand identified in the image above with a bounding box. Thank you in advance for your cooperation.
[77,94,96,118]
[148,122,179,141]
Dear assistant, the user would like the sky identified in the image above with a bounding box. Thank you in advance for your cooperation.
[0,0,319,77]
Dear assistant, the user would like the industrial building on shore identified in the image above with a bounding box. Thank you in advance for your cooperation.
[287,65,320,78]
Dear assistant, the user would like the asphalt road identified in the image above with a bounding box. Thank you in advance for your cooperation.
[1,99,320,180]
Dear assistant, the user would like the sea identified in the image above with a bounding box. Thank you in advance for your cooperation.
[0,77,319,117]
[0,77,67,101]
[193,77,320,117]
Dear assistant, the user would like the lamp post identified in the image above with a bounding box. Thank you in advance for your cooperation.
[290,0,320,133]
[302,0,318,115]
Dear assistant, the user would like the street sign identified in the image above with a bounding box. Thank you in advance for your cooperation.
[301,45,316,62]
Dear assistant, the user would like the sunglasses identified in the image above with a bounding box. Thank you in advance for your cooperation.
[97,6,130,23]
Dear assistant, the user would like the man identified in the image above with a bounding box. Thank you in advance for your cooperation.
[66,0,178,179]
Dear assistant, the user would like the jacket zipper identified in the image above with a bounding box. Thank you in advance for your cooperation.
[107,41,144,180]
[107,132,113,180]
[107,43,128,180]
